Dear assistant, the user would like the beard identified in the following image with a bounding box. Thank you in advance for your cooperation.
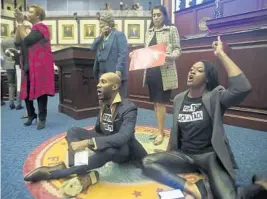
[98,88,113,102]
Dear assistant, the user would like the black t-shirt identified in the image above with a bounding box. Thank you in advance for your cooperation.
[178,94,213,154]
[100,105,114,135]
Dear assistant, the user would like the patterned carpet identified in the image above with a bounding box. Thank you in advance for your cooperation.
[1,94,267,199]
[23,126,203,199]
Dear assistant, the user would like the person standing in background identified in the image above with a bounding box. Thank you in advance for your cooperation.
[14,45,23,110]
[91,12,128,98]
[120,1,124,10]
[1,48,5,106]
[1,31,23,110]
[14,4,55,130]
[134,2,143,11]
[104,3,112,11]
[149,2,152,10]
[143,5,181,145]
[1,83,5,106]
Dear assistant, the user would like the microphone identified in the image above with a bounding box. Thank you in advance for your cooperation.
[120,1,124,10]
[73,12,79,24]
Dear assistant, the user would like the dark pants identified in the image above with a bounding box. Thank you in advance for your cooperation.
[25,74,48,120]
[1,75,4,101]
[25,95,48,120]
[238,183,267,199]
[120,80,128,99]
[6,69,21,105]
[142,150,236,199]
[50,127,131,179]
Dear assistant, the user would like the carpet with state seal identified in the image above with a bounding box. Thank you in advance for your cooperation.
[23,125,205,199]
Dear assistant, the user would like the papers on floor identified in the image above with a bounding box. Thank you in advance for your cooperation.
[74,150,89,166]
[158,189,185,199]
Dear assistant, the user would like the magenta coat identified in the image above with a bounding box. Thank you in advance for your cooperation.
[20,23,55,100]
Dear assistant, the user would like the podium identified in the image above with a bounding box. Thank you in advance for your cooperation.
[53,47,99,120]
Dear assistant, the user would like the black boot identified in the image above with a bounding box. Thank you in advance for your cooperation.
[24,114,37,126]
[37,120,46,130]
[16,104,24,110]
[9,102,15,110]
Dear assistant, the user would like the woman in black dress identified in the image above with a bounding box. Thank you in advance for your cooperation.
[144,5,181,145]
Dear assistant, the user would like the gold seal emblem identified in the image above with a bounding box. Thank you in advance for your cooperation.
[24,126,205,199]
[199,17,212,31]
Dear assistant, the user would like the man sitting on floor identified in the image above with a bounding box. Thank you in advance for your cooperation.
[24,72,147,197]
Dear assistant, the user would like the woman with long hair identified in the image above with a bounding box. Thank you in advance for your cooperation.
[144,5,181,145]
[142,36,252,199]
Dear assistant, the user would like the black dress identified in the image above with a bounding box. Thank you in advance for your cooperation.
[146,34,171,103]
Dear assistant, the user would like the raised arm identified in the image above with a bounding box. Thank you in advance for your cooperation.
[23,31,44,46]
[213,36,242,77]
[16,24,31,40]
[213,36,252,108]
[15,27,21,41]
[14,8,31,40]
[91,36,104,51]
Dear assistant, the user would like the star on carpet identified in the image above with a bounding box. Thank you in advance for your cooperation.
[132,190,142,197]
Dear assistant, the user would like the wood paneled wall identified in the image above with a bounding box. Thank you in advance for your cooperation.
[128,7,267,131]
[175,0,266,37]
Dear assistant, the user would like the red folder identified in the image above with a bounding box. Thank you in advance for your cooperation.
[129,43,166,71]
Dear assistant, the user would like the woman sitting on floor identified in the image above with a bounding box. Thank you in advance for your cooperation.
[142,36,252,199]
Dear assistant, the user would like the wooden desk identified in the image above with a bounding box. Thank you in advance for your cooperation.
[53,47,99,120]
